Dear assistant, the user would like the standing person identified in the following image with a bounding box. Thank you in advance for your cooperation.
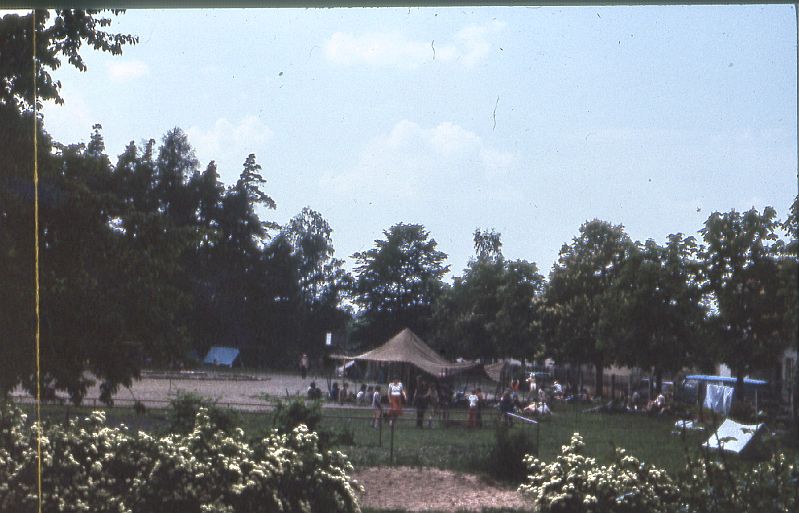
[499,389,515,426]
[413,378,430,429]
[371,386,383,428]
[526,373,537,402]
[388,377,406,424]
[299,353,309,379]
[356,383,368,405]
[467,389,479,428]
[339,382,349,404]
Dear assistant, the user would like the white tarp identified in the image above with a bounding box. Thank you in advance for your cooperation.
[336,360,356,377]
[672,420,704,434]
[703,418,763,454]
[703,383,734,416]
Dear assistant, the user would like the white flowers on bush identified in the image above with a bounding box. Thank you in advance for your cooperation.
[519,432,798,513]
[0,405,362,513]
[519,433,680,513]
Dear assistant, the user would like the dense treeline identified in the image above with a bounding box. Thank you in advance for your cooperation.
[0,10,796,409]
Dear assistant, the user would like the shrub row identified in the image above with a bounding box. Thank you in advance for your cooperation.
[519,433,798,513]
[0,403,362,513]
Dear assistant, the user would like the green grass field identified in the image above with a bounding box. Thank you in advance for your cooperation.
[17,398,798,513]
[28,399,782,476]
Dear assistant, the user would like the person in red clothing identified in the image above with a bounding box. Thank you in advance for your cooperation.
[387,377,406,424]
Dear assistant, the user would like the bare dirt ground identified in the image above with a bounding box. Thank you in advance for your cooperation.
[352,466,526,512]
[14,371,337,410]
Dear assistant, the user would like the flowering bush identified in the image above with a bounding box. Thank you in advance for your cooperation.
[678,449,798,513]
[519,432,798,513]
[0,403,362,513]
[168,390,240,434]
[519,433,680,513]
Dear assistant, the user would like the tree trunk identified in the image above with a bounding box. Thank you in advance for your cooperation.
[735,369,746,402]
[594,362,604,398]
[655,368,663,395]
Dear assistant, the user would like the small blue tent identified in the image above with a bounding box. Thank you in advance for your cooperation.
[203,346,240,367]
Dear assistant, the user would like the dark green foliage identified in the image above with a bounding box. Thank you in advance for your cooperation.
[543,220,634,395]
[271,397,323,434]
[168,391,239,435]
[601,235,708,388]
[434,229,544,359]
[699,207,788,396]
[0,10,137,110]
[485,424,538,483]
[350,223,449,345]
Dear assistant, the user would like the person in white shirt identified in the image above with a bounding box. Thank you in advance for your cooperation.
[526,373,537,402]
[552,380,563,400]
[467,390,479,428]
[388,378,406,424]
[356,383,367,405]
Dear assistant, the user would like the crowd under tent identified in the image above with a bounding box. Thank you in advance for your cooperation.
[203,346,241,368]
[330,328,483,392]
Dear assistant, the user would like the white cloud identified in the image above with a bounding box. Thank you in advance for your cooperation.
[105,60,150,82]
[0,9,32,16]
[187,116,274,183]
[324,21,504,69]
[320,119,515,199]
[40,92,96,143]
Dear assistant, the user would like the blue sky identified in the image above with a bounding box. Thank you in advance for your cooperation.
[25,6,799,278]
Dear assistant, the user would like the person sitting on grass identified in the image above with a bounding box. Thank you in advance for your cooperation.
[306,381,322,400]
[523,400,551,417]
[645,393,666,415]
[552,380,564,401]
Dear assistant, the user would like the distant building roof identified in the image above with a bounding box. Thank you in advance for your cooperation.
[203,346,240,367]
[685,375,768,386]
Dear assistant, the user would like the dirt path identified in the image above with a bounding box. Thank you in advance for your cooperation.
[352,466,527,512]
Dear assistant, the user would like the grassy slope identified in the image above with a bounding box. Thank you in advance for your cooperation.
[30,400,752,474]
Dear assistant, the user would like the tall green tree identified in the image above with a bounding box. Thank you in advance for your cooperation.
[209,154,278,352]
[280,208,350,356]
[699,207,787,397]
[434,229,543,360]
[601,235,707,392]
[350,223,449,346]
[776,196,798,435]
[0,10,136,398]
[543,220,634,396]
[0,10,137,110]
